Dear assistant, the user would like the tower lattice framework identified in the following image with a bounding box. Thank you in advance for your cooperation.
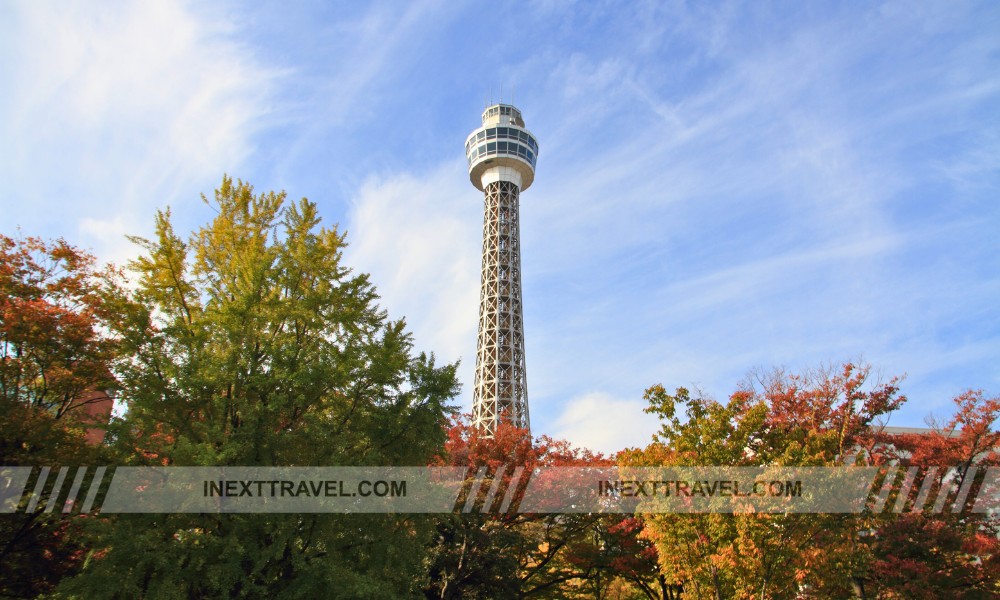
[474,180,528,432]
[465,103,539,436]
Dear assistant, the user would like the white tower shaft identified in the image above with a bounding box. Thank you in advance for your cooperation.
[474,179,528,433]
[465,104,538,436]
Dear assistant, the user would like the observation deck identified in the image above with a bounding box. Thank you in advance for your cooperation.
[465,103,539,192]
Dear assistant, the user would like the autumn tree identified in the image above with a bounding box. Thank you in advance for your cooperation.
[628,363,906,599]
[561,515,681,600]
[0,234,117,465]
[424,418,533,599]
[0,233,119,597]
[57,177,460,598]
[861,390,1000,598]
[426,417,677,599]
[425,416,640,599]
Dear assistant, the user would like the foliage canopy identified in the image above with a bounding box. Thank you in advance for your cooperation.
[57,176,460,598]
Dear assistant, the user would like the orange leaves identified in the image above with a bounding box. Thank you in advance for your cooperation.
[754,362,904,451]
[436,414,610,471]
[1,233,121,468]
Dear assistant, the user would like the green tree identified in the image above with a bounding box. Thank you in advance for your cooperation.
[59,177,459,598]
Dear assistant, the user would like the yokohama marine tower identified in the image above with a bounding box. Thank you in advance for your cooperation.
[465,103,539,436]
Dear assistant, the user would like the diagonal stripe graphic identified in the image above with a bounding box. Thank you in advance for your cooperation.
[463,467,488,513]
[892,467,918,513]
[870,467,899,514]
[44,467,70,513]
[911,466,938,512]
[81,466,108,514]
[25,467,50,513]
[63,467,88,513]
[972,467,1000,513]
[952,466,978,513]
[932,468,959,513]
[497,466,525,514]
[480,465,506,512]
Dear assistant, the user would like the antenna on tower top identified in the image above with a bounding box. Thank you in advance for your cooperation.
[500,83,503,104]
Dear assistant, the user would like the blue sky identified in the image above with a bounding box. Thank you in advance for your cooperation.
[1,1,998,453]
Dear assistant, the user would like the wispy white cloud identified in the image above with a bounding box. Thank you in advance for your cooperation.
[551,391,660,455]
[259,0,461,190]
[314,0,450,125]
[344,161,482,409]
[0,0,279,263]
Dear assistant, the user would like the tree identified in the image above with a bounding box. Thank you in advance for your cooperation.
[0,233,117,465]
[561,515,681,600]
[862,390,1000,598]
[629,363,907,599]
[425,416,634,599]
[0,233,118,597]
[868,512,1000,599]
[57,177,460,598]
[424,418,533,599]
[426,417,684,599]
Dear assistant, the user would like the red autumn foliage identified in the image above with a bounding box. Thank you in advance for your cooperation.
[861,390,1000,598]
[0,233,119,597]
